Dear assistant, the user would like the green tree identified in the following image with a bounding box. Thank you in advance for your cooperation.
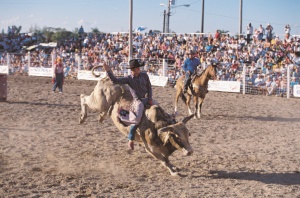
[28,24,42,34]
[152,30,161,35]
[91,27,100,35]
[42,27,55,42]
[51,30,74,42]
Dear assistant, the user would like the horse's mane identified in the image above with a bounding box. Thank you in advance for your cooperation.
[191,67,207,82]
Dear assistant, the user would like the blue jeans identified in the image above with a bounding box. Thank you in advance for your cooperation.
[184,71,192,89]
[53,73,63,92]
[128,124,139,141]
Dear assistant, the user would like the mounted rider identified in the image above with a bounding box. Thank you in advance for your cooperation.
[103,59,154,150]
[183,50,201,93]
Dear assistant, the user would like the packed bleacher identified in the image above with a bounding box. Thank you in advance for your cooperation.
[1,24,300,97]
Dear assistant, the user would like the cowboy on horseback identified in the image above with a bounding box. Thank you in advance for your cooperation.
[183,50,201,93]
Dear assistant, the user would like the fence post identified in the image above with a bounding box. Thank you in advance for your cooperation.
[27,52,31,76]
[7,53,11,74]
[242,63,246,94]
[163,59,167,77]
[78,53,81,73]
[287,64,291,99]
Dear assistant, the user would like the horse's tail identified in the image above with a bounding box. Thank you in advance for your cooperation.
[180,92,187,103]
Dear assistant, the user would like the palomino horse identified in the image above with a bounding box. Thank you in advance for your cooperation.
[174,64,218,119]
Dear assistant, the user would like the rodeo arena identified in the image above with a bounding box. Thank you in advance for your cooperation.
[0,26,300,197]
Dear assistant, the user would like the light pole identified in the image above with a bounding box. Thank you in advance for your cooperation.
[160,1,190,33]
[201,0,204,33]
[163,10,166,33]
[129,0,133,61]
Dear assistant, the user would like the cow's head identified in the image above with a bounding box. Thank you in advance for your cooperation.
[157,114,194,156]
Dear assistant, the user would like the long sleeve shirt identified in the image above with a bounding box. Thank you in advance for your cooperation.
[53,63,64,75]
[182,58,200,73]
[106,70,152,101]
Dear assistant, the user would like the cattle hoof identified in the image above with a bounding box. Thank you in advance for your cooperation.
[79,115,86,124]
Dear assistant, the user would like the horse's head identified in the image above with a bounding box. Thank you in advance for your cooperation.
[207,62,218,80]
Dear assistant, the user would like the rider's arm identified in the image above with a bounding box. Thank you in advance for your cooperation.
[145,74,153,104]
[104,62,129,84]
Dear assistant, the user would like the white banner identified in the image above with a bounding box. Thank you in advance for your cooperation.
[148,75,169,87]
[208,80,241,93]
[28,67,53,77]
[77,70,168,86]
[77,70,107,81]
[293,85,300,97]
[0,65,9,74]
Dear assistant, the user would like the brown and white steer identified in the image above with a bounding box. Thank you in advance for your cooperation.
[80,75,194,176]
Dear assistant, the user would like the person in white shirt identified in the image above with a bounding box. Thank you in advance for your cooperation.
[258,24,265,41]
[246,23,254,44]
[284,24,291,40]
[267,77,278,96]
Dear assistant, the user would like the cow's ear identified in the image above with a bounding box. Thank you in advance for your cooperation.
[181,114,194,124]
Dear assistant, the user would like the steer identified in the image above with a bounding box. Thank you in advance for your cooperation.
[80,76,194,176]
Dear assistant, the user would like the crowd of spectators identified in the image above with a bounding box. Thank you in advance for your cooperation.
[1,23,300,96]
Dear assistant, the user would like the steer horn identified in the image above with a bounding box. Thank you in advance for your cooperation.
[181,114,194,124]
[157,126,174,146]
[91,65,103,77]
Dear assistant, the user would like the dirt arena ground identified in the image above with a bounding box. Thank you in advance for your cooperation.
[0,75,299,197]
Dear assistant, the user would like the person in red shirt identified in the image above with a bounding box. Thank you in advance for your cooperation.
[52,57,64,93]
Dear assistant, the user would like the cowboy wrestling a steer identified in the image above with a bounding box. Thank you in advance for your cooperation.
[103,59,157,150]
[79,60,195,176]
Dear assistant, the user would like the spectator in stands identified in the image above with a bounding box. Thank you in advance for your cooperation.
[266,23,273,43]
[292,68,300,83]
[254,74,265,87]
[215,48,222,60]
[228,73,236,81]
[246,23,253,44]
[83,37,89,48]
[284,24,291,40]
[267,77,278,96]
[277,75,287,97]
[290,77,299,96]
[78,26,84,36]
[214,30,220,41]
[258,24,265,41]
[260,75,272,95]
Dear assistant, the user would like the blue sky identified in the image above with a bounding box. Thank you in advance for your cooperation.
[1,0,299,37]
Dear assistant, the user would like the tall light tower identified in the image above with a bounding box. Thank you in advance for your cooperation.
[239,0,243,36]
[129,0,133,61]
[160,1,190,33]
[201,0,205,33]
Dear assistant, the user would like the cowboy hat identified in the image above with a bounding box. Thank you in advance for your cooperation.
[186,50,196,55]
[126,59,144,69]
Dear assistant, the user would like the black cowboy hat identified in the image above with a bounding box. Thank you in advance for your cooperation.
[126,59,145,69]
[186,50,196,55]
